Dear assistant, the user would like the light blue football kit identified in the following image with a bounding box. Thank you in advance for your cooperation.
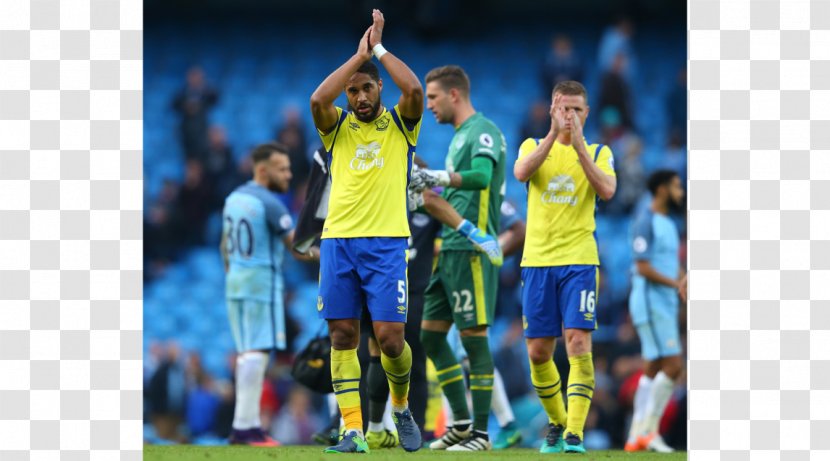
[223,181,294,352]
[628,208,681,361]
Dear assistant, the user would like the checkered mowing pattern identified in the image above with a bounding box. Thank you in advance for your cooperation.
[688,0,830,459]
[0,0,143,459]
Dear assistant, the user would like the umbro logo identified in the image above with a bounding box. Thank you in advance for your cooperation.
[349,122,360,131]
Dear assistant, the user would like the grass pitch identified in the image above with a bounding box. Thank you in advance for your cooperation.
[145,445,687,461]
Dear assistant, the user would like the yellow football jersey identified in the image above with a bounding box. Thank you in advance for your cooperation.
[318,105,420,238]
[517,138,616,267]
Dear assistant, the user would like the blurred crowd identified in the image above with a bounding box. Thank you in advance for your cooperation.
[143,17,686,450]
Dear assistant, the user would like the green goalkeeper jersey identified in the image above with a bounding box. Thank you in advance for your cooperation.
[440,112,506,251]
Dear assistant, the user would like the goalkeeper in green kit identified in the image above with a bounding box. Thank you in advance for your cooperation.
[408,65,507,451]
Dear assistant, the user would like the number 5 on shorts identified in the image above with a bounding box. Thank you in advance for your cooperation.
[397,280,406,304]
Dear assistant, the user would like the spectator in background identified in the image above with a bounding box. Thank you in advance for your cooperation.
[147,342,188,443]
[661,131,687,185]
[520,101,553,142]
[271,387,323,445]
[274,107,310,197]
[667,68,687,145]
[175,160,213,246]
[540,35,584,99]
[186,363,221,438]
[598,53,634,130]
[173,66,219,160]
[203,125,238,208]
[612,135,646,214]
[598,18,637,84]
[144,180,183,280]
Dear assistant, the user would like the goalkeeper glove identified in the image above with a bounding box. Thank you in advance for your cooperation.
[410,167,451,192]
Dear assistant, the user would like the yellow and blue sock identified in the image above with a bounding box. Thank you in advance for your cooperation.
[529,358,567,426]
[381,341,412,411]
[566,353,595,440]
[331,348,363,432]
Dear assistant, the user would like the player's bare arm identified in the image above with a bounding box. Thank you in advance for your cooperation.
[569,109,617,201]
[309,27,373,133]
[514,94,566,182]
[635,260,679,289]
[678,273,688,303]
[498,218,526,257]
[283,231,320,262]
[422,189,465,229]
[368,9,423,120]
[220,232,229,273]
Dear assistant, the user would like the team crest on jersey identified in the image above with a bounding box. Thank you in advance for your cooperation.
[375,117,389,131]
[541,175,578,206]
[350,142,384,170]
[453,134,466,150]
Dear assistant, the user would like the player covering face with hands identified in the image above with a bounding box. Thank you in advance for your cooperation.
[309,9,424,454]
[514,81,616,454]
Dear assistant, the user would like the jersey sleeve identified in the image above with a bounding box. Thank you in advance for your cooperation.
[470,124,502,163]
[594,145,616,177]
[316,106,344,152]
[265,198,294,237]
[517,137,539,161]
[631,212,653,261]
[393,105,422,146]
[499,201,521,231]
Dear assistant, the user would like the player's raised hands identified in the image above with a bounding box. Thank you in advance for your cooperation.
[568,108,584,146]
[369,9,385,47]
[356,26,373,61]
[549,93,567,137]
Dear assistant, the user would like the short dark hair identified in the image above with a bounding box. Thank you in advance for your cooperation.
[251,142,289,164]
[647,169,679,195]
[425,65,470,95]
[355,61,380,82]
[552,80,588,101]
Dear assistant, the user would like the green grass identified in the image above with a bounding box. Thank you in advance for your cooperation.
[145,445,687,461]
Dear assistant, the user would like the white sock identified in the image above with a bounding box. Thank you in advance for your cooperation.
[232,351,269,430]
[644,371,675,434]
[491,367,515,428]
[628,374,653,441]
[383,398,397,431]
[327,393,339,420]
[442,394,454,426]
[368,421,384,432]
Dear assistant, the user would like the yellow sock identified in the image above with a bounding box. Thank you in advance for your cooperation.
[529,359,567,426]
[566,353,595,440]
[381,341,412,410]
[331,348,363,431]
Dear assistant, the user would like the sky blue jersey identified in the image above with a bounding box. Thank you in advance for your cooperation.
[629,208,680,324]
[222,181,294,302]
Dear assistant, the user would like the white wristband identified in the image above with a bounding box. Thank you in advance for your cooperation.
[372,43,388,60]
[436,170,451,187]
